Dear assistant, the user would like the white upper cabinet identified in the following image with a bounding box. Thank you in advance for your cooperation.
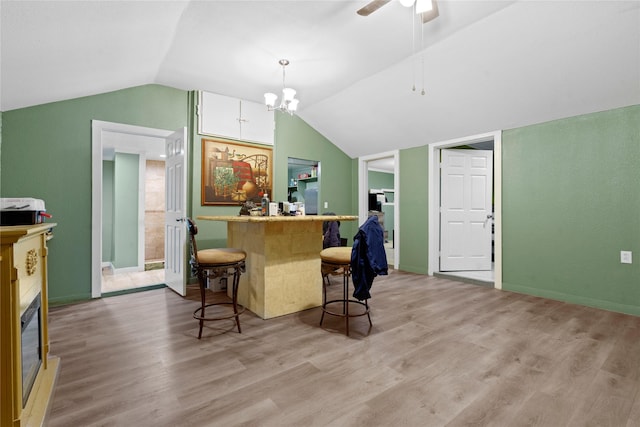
[199,91,275,145]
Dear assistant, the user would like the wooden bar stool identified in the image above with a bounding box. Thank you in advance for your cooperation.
[187,218,246,339]
[320,246,372,336]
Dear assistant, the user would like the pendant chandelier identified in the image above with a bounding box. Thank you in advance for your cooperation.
[264,59,299,115]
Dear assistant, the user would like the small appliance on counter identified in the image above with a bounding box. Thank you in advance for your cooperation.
[0,198,51,226]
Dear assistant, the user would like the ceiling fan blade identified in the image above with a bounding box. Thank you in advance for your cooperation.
[420,0,439,23]
[357,0,392,17]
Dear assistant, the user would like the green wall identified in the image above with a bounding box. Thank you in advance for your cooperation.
[0,113,3,190]
[1,84,189,303]
[0,112,3,179]
[502,105,640,315]
[398,145,429,274]
[102,160,114,263]
[368,170,394,190]
[112,153,139,268]
[275,114,357,242]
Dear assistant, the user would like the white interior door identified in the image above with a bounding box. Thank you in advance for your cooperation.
[440,149,493,271]
[164,128,188,296]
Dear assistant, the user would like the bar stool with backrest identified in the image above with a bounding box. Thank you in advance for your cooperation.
[187,218,246,339]
[319,246,372,336]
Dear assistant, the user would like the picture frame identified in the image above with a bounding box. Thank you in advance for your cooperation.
[201,138,273,206]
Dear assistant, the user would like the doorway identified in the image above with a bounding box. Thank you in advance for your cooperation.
[428,131,502,289]
[101,155,167,294]
[91,121,176,298]
[358,150,400,269]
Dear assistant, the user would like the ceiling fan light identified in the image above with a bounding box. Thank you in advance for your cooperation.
[282,88,296,102]
[416,0,433,14]
[398,0,415,7]
[264,92,277,108]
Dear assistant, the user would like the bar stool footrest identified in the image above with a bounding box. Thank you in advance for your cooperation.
[193,302,245,322]
[321,299,369,319]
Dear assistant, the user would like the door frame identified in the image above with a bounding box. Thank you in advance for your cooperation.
[91,120,175,298]
[358,150,400,268]
[428,131,502,289]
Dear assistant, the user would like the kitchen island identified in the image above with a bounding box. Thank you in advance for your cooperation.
[197,215,358,319]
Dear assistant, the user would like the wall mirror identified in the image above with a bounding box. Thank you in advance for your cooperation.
[287,157,320,215]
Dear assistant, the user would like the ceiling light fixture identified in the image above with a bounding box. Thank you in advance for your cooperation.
[399,0,439,23]
[264,59,299,115]
[399,0,433,13]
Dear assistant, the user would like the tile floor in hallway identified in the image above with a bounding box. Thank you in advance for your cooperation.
[101,267,165,294]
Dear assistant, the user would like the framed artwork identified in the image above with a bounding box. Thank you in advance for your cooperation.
[201,138,273,205]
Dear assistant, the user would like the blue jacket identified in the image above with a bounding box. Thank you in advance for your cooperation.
[350,215,388,300]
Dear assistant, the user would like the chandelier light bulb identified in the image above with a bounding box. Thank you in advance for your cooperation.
[264,92,277,108]
[282,88,296,102]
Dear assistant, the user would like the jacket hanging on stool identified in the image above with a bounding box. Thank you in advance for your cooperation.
[350,215,388,300]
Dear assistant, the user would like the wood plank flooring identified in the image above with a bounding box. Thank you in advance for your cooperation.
[47,271,640,426]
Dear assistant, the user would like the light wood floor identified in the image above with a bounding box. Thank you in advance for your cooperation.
[47,271,640,426]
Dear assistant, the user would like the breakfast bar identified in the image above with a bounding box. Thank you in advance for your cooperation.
[197,215,358,319]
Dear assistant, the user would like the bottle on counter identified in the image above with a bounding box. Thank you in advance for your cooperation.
[261,193,270,216]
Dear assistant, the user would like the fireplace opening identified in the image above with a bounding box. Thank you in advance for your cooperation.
[21,293,42,407]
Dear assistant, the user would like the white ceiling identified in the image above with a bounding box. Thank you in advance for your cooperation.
[2,1,639,160]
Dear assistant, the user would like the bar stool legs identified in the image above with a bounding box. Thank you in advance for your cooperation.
[187,218,246,339]
[320,247,372,336]
[194,262,245,339]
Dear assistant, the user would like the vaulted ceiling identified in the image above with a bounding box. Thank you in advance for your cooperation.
[2,1,639,159]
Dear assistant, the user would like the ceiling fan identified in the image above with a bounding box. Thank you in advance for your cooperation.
[357,0,439,24]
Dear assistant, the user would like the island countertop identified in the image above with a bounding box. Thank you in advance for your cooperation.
[197,215,358,223]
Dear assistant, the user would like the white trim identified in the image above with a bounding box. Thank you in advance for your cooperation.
[358,150,400,269]
[91,120,174,298]
[428,131,502,290]
[493,132,503,290]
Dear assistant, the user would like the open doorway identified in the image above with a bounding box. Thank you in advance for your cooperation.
[428,131,502,289]
[101,154,167,294]
[91,121,175,297]
[358,151,400,269]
